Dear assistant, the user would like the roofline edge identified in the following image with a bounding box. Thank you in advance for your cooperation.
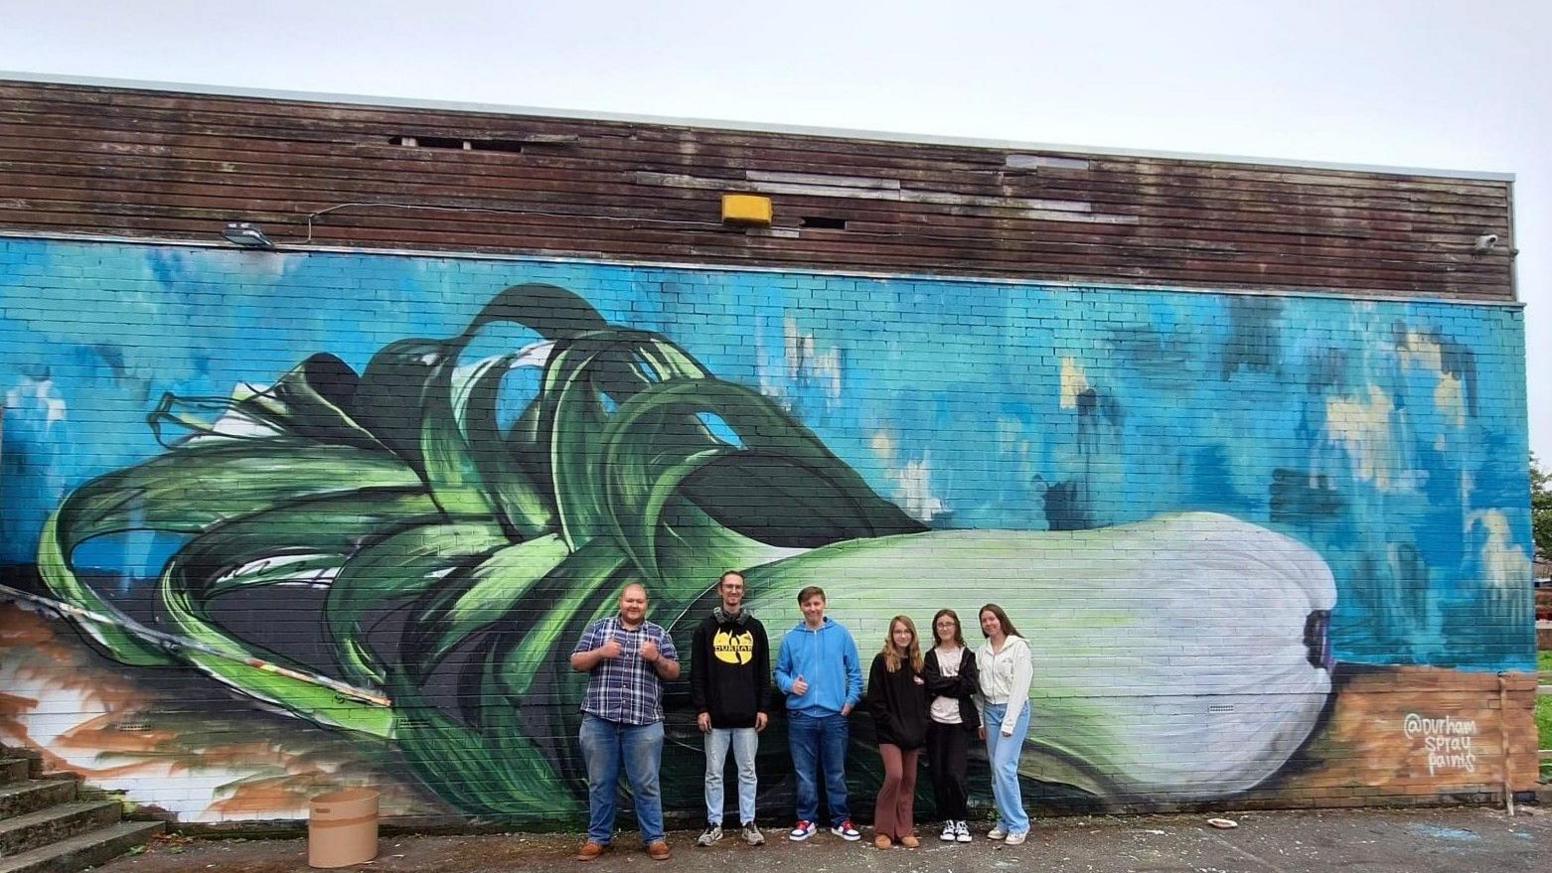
[0,70,1517,184]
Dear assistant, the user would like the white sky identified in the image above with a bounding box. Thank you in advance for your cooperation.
[2,0,1547,460]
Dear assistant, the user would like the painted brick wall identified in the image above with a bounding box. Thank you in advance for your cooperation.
[0,237,1537,825]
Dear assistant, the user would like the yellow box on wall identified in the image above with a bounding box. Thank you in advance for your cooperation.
[721,194,773,226]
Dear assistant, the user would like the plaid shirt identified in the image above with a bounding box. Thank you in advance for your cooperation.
[573,616,679,725]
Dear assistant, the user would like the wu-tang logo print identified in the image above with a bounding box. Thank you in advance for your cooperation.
[712,629,755,665]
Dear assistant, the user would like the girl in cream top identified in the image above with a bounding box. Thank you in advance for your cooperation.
[974,633,1032,736]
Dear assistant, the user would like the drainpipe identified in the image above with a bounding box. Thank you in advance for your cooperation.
[1498,672,1515,816]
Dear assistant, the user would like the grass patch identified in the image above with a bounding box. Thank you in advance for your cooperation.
[1539,650,1552,675]
[1538,695,1552,768]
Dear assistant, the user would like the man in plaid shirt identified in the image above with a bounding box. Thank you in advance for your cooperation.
[570,583,681,861]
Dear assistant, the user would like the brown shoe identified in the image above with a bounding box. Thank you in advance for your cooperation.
[576,841,610,861]
[647,841,671,861]
[899,834,920,848]
[874,834,893,849]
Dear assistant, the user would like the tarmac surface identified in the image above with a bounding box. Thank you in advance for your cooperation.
[98,805,1551,873]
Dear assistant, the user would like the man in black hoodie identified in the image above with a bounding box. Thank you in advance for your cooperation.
[691,570,771,847]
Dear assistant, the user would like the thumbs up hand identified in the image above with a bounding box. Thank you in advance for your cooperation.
[791,675,808,696]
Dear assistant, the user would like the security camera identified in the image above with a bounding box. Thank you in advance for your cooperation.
[1473,233,1499,253]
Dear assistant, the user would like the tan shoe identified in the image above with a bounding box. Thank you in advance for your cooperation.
[874,834,893,849]
[899,834,920,848]
[647,840,671,861]
[576,841,610,861]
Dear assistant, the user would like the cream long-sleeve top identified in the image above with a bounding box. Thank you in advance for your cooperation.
[974,634,1033,736]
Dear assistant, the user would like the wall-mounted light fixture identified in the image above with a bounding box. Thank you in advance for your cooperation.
[222,222,275,250]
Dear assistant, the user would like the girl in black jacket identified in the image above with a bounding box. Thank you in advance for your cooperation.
[864,615,929,849]
[923,608,979,843]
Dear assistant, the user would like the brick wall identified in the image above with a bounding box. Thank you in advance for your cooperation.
[0,237,1536,824]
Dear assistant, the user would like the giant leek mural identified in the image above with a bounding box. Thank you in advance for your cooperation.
[35,283,1337,819]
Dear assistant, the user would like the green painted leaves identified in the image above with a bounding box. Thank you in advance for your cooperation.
[36,282,917,818]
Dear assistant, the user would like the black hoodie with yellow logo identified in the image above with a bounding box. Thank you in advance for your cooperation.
[690,608,771,729]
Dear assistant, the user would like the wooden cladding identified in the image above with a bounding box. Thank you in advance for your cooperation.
[0,79,1516,301]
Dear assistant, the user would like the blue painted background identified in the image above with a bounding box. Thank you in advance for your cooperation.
[0,238,1534,670]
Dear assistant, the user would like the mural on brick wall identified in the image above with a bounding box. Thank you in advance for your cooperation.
[0,240,1537,823]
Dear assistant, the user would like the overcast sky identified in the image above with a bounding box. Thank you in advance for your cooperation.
[2,0,1546,459]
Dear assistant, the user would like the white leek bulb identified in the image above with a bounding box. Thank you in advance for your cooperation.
[744,512,1336,801]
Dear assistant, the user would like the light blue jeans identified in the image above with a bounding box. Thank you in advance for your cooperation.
[579,715,665,845]
[704,727,759,826]
[982,702,1031,834]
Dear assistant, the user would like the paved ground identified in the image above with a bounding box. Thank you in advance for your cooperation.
[99,805,1551,873]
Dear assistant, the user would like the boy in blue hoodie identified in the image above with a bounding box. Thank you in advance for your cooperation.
[774,585,864,842]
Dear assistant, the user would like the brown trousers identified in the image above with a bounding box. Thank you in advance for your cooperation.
[873,743,920,840]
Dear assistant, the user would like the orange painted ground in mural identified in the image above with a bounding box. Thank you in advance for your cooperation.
[0,604,450,822]
[1272,666,1539,801]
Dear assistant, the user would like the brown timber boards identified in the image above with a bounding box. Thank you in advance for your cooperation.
[0,79,1516,300]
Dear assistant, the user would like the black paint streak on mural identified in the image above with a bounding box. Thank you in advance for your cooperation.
[92,344,127,379]
[1303,348,1351,395]
[1269,469,1346,525]
[1051,386,1124,531]
[1043,480,1093,531]
[1350,550,1432,658]
[1388,543,1432,640]
[1105,327,1195,386]
[1221,297,1283,380]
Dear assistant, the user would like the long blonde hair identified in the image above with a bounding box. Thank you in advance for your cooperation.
[881,615,924,673]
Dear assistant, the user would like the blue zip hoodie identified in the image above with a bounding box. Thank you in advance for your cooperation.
[774,617,863,716]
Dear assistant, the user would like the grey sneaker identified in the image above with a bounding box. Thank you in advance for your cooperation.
[987,825,1008,840]
[742,822,765,846]
[696,825,723,846]
[955,820,972,842]
[1005,830,1028,846]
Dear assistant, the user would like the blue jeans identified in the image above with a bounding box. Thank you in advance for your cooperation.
[982,702,1031,834]
[704,727,759,826]
[579,714,665,845]
[788,710,850,826]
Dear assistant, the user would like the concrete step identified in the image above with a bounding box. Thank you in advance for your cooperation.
[0,782,76,820]
[0,753,40,783]
[0,764,27,788]
[0,802,122,858]
[0,821,163,873]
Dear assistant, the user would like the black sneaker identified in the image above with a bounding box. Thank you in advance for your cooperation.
[695,824,723,846]
[742,822,765,846]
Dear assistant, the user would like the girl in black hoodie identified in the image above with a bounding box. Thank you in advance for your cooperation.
[923,608,979,843]
[864,615,929,849]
